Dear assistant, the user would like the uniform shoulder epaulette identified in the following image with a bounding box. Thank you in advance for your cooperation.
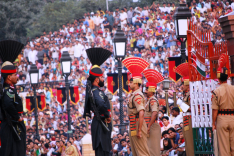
[6,90,15,99]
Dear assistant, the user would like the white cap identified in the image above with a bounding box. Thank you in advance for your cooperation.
[91,12,94,14]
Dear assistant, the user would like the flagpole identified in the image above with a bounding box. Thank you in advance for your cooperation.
[33,85,39,140]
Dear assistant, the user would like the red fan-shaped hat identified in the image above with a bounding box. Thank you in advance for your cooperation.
[122,57,149,84]
[143,69,164,92]
[174,63,189,85]
[217,53,228,79]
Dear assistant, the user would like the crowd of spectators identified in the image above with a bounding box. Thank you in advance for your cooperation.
[8,0,228,155]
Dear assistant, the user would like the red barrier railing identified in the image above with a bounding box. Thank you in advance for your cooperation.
[187,20,228,81]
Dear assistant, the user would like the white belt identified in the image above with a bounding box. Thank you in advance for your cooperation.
[183,112,191,116]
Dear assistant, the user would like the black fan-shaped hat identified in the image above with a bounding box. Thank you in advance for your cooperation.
[86,48,112,76]
[0,40,24,77]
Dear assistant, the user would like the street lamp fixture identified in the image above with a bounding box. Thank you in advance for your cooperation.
[61,51,72,75]
[29,64,39,84]
[174,3,192,63]
[113,25,127,134]
[113,25,127,59]
[174,4,192,38]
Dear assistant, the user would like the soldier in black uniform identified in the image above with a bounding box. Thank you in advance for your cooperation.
[0,40,26,156]
[83,48,112,156]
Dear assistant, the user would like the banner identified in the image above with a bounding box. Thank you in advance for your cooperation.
[26,96,35,113]
[107,73,118,95]
[57,87,66,105]
[168,57,182,82]
[69,86,80,105]
[37,95,46,111]
[122,72,131,93]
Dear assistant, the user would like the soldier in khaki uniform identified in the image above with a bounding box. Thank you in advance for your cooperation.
[212,54,234,155]
[122,57,150,156]
[175,63,194,156]
[143,69,163,156]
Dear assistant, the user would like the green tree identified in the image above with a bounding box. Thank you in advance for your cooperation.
[0,0,45,43]
[27,0,86,39]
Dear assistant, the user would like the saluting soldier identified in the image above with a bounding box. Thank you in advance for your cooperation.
[175,63,194,156]
[122,57,150,156]
[83,48,112,156]
[0,40,26,156]
[212,54,234,155]
[143,69,164,156]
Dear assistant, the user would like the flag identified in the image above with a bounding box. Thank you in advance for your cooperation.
[107,73,118,95]
[191,48,206,77]
[37,95,46,111]
[122,72,131,93]
[168,57,182,82]
[57,87,66,105]
[69,86,80,105]
[26,96,35,113]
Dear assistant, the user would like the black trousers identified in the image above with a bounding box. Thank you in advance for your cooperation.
[0,120,26,156]
[95,143,110,156]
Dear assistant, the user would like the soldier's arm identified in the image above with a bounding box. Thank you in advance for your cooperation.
[92,89,110,118]
[211,90,218,129]
[138,110,144,133]
[148,99,158,129]
[3,90,20,120]
[133,95,145,133]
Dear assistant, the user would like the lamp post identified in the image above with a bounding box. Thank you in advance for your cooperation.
[29,64,39,140]
[163,78,170,116]
[113,25,127,134]
[60,51,72,139]
[174,3,192,63]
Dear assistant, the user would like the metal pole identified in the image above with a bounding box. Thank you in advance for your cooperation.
[118,59,124,134]
[86,117,89,134]
[33,86,39,140]
[109,97,113,130]
[106,0,109,11]
[165,90,169,116]
[65,75,71,140]
[173,92,177,107]
[181,39,186,63]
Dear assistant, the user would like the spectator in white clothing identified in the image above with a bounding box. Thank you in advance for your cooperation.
[171,107,183,125]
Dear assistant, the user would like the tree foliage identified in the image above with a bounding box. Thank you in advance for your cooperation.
[27,0,86,39]
[0,0,45,43]
[0,0,159,42]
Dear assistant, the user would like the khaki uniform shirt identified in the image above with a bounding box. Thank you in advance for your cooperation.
[212,83,234,110]
[127,89,145,115]
[145,96,158,117]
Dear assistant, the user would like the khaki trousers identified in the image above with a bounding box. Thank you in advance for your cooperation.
[183,116,195,156]
[147,122,161,156]
[129,120,150,156]
[217,115,234,156]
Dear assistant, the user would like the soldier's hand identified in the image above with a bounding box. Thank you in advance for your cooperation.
[137,130,142,139]
[106,118,111,123]
[18,117,23,122]
[212,124,216,131]
[147,127,150,134]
